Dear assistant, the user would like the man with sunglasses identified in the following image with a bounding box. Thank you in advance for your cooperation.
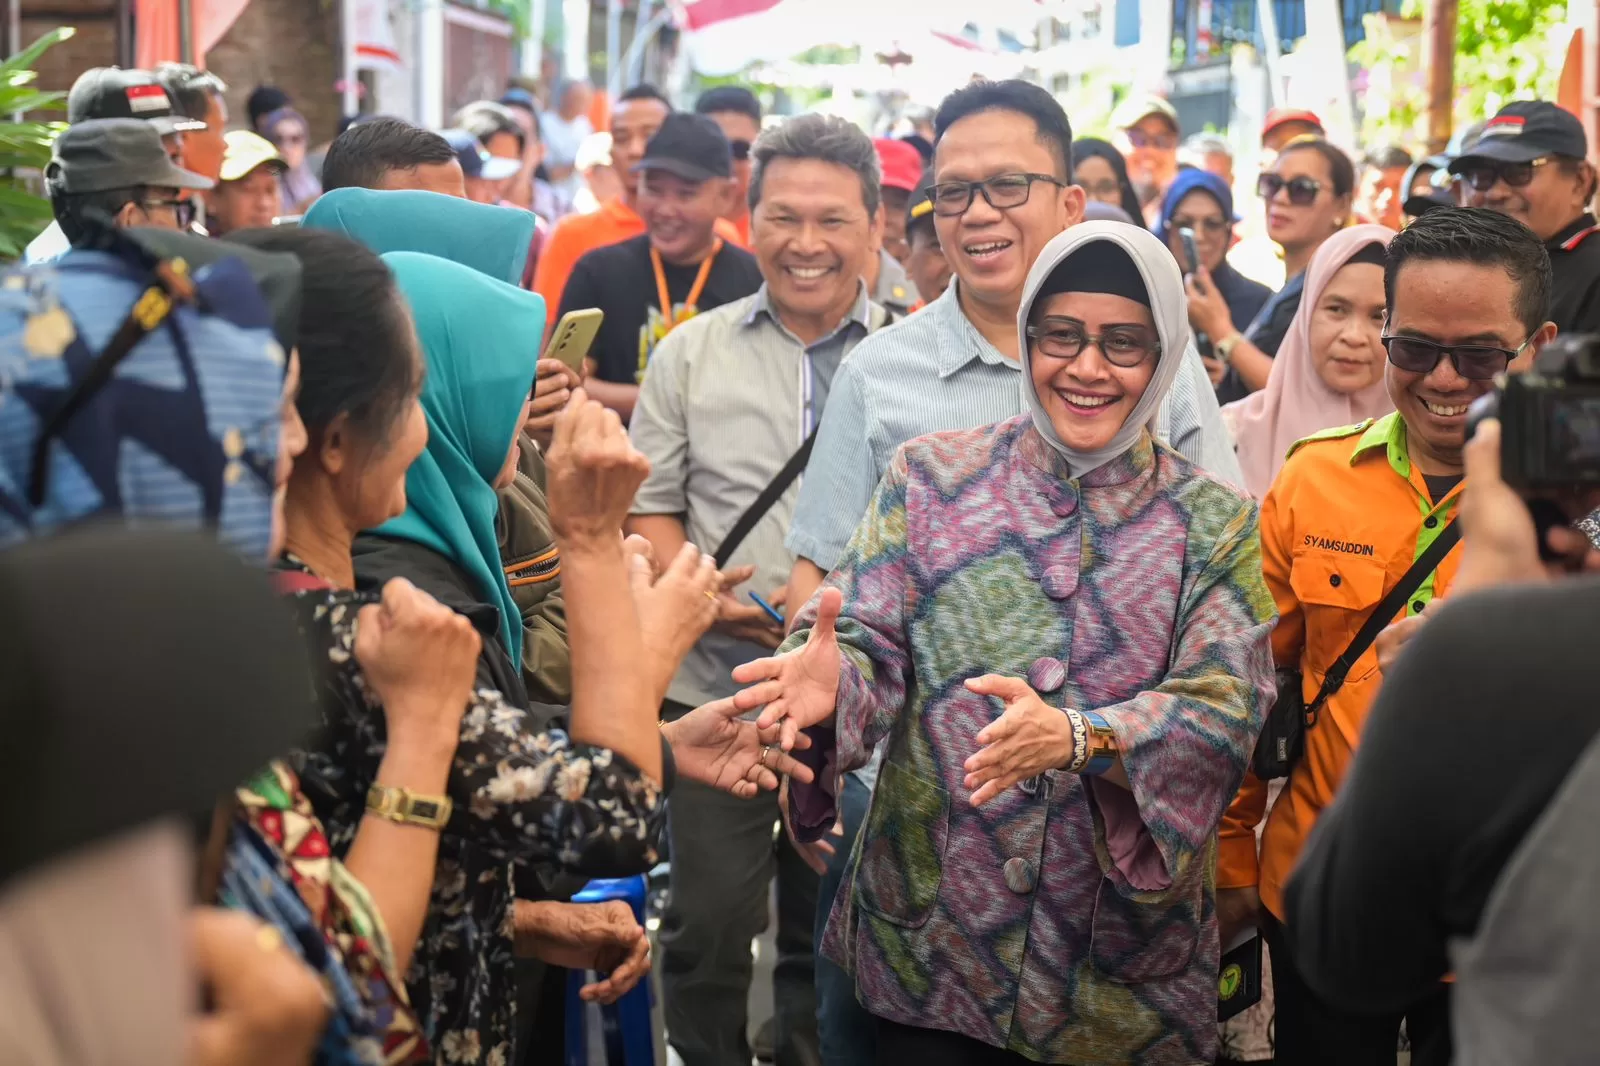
[1451,100,1600,334]
[46,119,212,248]
[1218,206,1556,1066]
[695,85,761,247]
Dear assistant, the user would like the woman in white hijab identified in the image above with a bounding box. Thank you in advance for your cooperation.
[732,222,1277,1064]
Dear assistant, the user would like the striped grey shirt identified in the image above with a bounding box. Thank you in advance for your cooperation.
[785,280,1244,572]
[629,281,891,709]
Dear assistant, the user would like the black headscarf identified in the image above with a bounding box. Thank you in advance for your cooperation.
[1072,138,1147,231]
[0,529,313,887]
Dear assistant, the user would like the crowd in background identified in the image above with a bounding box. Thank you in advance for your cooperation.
[6,50,1600,1066]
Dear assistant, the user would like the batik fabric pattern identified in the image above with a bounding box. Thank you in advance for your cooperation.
[279,564,664,1066]
[788,416,1277,1065]
[229,761,427,1065]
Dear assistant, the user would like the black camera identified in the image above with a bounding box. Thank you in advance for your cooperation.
[1467,333,1600,490]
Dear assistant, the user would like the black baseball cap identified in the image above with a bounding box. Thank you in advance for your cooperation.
[633,113,732,182]
[67,67,207,136]
[1448,101,1588,170]
[440,128,521,182]
[46,119,213,195]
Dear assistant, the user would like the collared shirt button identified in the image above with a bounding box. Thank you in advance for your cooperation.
[1003,857,1037,894]
[1041,564,1078,600]
[1028,656,1067,693]
[1424,515,1439,529]
[1413,599,1426,613]
[1329,573,1342,587]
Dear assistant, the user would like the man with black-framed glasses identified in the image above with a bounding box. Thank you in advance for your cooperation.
[1218,206,1557,1066]
[1451,100,1600,334]
[46,119,212,248]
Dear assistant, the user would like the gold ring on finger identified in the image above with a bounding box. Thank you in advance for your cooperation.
[759,745,772,768]
[704,590,718,601]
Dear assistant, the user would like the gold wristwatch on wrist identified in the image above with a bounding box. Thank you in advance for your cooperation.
[1214,333,1243,364]
[366,784,452,829]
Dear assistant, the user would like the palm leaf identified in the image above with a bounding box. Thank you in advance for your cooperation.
[1,26,74,262]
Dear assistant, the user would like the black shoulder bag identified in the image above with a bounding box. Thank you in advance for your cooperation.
[1251,519,1460,780]
[711,307,897,570]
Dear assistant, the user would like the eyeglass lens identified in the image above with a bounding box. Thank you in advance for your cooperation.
[1385,336,1510,380]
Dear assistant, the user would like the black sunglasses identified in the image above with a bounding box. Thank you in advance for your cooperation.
[1457,156,1551,192]
[1257,173,1323,206]
[1381,333,1534,381]
[729,139,751,161]
[143,196,197,228]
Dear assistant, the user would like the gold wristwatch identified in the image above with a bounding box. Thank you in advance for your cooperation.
[366,784,452,829]
[1078,709,1119,777]
[1214,333,1243,364]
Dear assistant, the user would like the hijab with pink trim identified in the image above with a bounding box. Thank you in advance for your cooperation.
[1224,224,1397,499]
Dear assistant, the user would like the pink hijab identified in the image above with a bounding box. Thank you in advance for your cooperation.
[1225,224,1398,499]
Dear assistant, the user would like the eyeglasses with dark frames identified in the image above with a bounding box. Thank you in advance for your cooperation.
[1257,173,1324,206]
[1457,156,1551,192]
[729,139,751,161]
[1026,323,1161,368]
[1381,333,1536,381]
[927,172,1066,217]
[142,197,196,228]
[1169,215,1229,235]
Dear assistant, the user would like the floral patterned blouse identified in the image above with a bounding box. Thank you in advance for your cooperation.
[277,562,665,1065]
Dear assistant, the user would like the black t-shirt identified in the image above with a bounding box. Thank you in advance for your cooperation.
[1284,576,1600,1015]
[1546,214,1600,335]
[556,233,763,385]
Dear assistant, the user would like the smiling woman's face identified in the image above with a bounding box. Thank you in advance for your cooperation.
[1028,290,1159,454]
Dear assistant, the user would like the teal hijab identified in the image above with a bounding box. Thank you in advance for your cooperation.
[303,187,535,285]
[378,251,544,662]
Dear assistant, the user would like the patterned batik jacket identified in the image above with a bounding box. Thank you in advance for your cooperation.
[787,417,1277,1065]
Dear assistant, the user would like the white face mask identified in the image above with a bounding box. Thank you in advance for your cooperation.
[1016,221,1191,479]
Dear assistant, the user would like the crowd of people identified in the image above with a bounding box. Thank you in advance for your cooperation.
[4,54,1600,1066]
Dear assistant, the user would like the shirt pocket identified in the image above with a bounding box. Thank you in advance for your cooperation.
[852,761,950,929]
[1089,873,1202,984]
[1288,549,1389,686]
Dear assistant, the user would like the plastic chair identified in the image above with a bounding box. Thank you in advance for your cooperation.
[564,876,655,1066]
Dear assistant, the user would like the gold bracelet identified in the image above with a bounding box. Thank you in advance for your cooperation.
[366,784,452,830]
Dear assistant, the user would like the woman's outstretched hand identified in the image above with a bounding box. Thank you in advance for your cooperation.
[962,675,1077,806]
[730,586,845,752]
[663,697,815,798]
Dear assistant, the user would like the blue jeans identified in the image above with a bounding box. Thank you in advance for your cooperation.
[815,772,877,1066]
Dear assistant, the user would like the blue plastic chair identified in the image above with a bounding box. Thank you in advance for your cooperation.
[564,876,655,1066]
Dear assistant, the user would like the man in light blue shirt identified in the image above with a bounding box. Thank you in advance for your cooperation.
[784,80,1243,1066]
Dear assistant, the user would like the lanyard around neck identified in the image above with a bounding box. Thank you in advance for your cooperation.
[651,238,722,336]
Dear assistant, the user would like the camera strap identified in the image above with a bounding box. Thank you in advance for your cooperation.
[1303,518,1461,727]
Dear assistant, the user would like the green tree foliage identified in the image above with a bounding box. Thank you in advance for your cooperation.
[0,27,73,261]
[1353,0,1567,148]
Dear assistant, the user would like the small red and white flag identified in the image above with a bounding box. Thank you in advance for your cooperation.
[125,84,172,113]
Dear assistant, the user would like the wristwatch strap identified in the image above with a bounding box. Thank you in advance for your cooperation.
[1078,709,1118,777]
[366,784,452,830]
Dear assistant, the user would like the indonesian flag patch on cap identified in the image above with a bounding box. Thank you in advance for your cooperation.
[125,84,171,114]
[1481,115,1527,138]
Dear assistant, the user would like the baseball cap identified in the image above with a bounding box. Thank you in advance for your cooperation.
[907,167,935,228]
[1448,101,1587,169]
[500,87,538,112]
[67,67,207,136]
[440,128,521,182]
[218,130,287,183]
[1261,107,1325,142]
[633,113,732,182]
[874,137,922,193]
[1114,94,1179,132]
[47,119,213,195]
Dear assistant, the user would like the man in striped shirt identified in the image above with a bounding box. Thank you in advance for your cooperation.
[783,80,1246,1066]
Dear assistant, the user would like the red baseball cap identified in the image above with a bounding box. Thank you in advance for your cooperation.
[1261,108,1324,142]
[874,137,923,193]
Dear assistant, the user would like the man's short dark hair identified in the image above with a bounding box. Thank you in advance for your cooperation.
[618,84,672,110]
[52,186,145,245]
[1365,144,1412,172]
[154,63,226,121]
[321,117,456,192]
[749,113,880,215]
[932,79,1072,178]
[695,86,760,123]
[1385,206,1553,334]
